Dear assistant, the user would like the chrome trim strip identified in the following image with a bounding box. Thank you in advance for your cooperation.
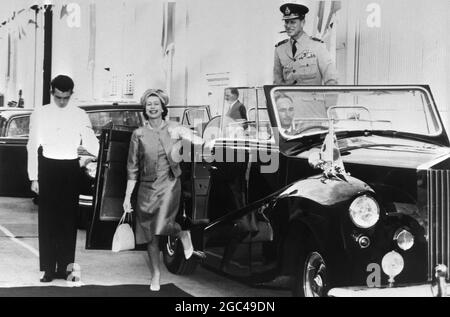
[418,152,450,171]
[428,169,450,281]
[78,194,93,207]
[428,170,432,279]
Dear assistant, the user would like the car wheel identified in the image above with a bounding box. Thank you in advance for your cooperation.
[162,235,198,275]
[293,250,328,297]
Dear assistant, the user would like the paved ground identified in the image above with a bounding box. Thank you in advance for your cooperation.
[0,197,290,297]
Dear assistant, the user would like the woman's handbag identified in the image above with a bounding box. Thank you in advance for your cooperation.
[112,211,135,252]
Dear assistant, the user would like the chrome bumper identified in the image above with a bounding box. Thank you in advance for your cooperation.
[78,194,93,207]
[328,283,450,297]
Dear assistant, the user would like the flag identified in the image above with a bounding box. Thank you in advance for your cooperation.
[87,3,96,69]
[60,5,68,19]
[316,1,341,40]
[7,33,11,77]
[320,120,347,177]
[161,1,176,56]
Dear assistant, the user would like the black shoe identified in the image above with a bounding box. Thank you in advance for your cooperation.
[54,271,67,280]
[40,272,54,283]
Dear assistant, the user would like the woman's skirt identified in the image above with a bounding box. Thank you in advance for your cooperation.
[135,172,181,244]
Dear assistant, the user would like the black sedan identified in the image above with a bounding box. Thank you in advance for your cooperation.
[87,85,450,296]
[0,103,144,227]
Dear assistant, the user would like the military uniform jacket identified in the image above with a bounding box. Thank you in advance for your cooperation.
[273,32,338,85]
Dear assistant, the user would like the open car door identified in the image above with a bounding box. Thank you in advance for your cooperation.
[86,125,135,250]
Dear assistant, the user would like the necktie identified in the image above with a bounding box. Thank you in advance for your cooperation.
[292,39,297,57]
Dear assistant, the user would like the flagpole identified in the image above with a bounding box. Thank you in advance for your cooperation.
[31,5,39,108]
[184,0,189,108]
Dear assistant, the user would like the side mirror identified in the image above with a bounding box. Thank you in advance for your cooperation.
[308,151,323,169]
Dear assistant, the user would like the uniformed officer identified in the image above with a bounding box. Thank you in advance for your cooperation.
[273,3,338,85]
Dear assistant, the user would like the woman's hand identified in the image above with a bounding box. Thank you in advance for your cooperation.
[123,197,134,214]
[31,180,39,195]
[170,140,183,163]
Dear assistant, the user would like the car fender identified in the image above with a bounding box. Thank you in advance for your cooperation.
[268,174,375,274]
[276,174,374,207]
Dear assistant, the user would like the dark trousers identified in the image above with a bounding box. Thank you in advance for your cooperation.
[38,156,80,273]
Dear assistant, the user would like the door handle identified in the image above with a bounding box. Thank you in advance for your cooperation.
[102,162,110,169]
[209,166,218,171]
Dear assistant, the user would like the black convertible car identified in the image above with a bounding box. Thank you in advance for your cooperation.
[87,85,449,297]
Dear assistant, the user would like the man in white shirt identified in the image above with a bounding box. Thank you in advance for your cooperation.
[27,75,99,282]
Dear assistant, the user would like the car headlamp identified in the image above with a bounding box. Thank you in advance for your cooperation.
[86,161,97,178]
[394,229,414,251]
[349,195,380,229]
[382,251,404,285]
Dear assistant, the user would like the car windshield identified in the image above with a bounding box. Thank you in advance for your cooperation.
[270,87,442,139]
[88,110,142,135]
[6,115,30,137]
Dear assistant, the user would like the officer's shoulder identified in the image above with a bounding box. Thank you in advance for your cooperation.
[310,36,324,43]
[275,39,289,48]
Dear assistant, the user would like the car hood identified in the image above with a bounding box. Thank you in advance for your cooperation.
[298,135,450,170]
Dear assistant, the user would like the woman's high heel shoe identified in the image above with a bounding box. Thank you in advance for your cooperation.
[179,230,194,260]
[150,283,160,291]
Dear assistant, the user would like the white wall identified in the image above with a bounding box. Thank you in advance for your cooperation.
[0,0,42,108]
[51,0,166,103]
[342,0,450,130]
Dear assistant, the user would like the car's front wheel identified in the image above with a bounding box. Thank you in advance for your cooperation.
[162,235,198,275]
[293,250,328,297]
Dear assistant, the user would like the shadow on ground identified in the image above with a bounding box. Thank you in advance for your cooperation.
[0,283,192,297]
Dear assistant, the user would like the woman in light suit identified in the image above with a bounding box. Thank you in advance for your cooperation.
[123,89,196,291]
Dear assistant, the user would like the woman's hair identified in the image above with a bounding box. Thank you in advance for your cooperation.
[140,89,169,120]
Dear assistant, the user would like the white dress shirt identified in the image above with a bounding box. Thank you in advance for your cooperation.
[27,102,100,181]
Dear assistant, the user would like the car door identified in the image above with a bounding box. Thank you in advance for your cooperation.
[86,107,209,250]
[200,88,263,277]
[85,126,135,250]
[0,114,33,197]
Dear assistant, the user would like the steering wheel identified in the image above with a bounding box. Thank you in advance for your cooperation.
[295,124,329,134]
[202,115,221,141]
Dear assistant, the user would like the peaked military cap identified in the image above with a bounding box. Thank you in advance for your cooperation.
[280,3,309,20]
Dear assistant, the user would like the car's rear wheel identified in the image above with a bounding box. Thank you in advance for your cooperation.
[162,235,198,275]
[293,250,328,297]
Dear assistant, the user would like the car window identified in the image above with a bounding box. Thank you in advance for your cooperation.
[184,108,210,136]
[220,88,271,141]
[6,116,30,137]
[88,110,142,135]
[248,108,273,141]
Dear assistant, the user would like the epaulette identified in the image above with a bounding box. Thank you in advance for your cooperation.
[275,39,289,47]
[311,37,324,43]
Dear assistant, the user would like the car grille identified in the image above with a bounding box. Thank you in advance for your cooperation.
[427,169,450,281]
